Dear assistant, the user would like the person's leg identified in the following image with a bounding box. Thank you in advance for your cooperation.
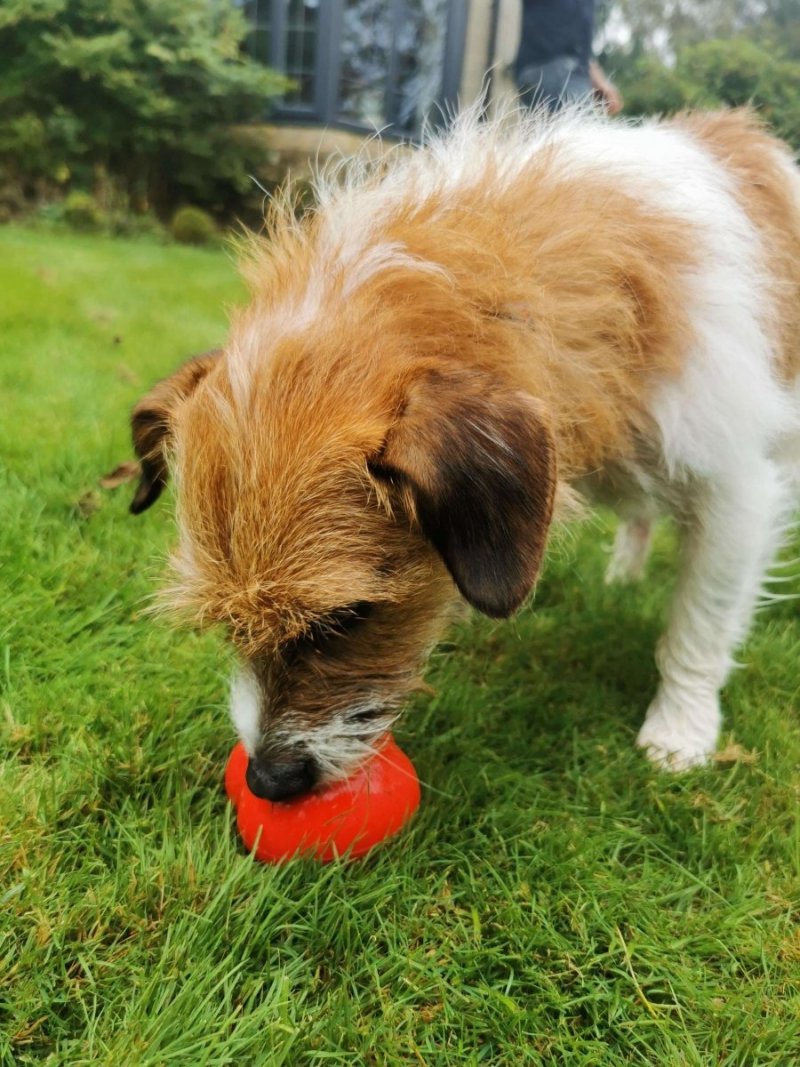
[517,56,591,112]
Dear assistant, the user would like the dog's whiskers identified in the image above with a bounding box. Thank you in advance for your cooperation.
[275,703,402,782]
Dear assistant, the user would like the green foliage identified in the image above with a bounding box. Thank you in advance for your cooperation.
[0,180,27,222]
[609,53,694,116]
[677,37,800,142]
[605,1,783,58]
[601,1,800,148]
[606,27,800,150]
[61,189,104,232]
[108,209,164,240]
[170,205,217,246]
[0,0,289,217]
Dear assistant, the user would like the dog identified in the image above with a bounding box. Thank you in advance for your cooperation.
[130,106,800,801]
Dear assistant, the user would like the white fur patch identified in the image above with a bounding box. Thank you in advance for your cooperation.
[229,666,261,756]
[339,241,450,297]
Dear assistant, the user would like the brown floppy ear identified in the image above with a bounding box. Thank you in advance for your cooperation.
[130,349,221,514]
[370,368,556,618]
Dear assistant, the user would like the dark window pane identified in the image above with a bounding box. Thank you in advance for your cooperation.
[283,0,318,107]
[239,0,259,23]
[241,0,457,130]
[240,0,270,62]
[250,27,272,64]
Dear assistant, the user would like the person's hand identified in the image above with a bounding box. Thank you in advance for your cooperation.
[600,81,624,116]
[589,61,623,115]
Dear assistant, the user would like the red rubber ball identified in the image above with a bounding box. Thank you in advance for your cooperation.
[224,738,420,863]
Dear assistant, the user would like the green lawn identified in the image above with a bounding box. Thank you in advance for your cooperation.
[1,225,799,1066]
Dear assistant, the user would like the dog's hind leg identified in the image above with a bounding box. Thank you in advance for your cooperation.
[605,518,654,585]
[637,460,791,770]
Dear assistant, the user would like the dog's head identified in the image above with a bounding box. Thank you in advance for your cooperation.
[131,327,556,799]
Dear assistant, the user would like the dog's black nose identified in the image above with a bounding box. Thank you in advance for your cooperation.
[245,754,318,802]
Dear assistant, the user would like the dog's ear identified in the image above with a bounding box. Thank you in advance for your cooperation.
[370,368,557,617]
[130,349,221,514]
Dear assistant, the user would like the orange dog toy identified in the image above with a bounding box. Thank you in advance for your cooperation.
[225,738,420,863]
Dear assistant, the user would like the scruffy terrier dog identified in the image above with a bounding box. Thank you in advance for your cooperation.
[131,107,800,801]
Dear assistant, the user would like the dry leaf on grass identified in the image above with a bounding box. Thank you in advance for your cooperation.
[713,742,759,765]
[116,362,140,384]
[73,490,101,518]
[778,928,800,962]
[99,460,140,490]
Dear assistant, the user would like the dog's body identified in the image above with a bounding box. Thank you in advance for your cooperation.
[132,107,800,799]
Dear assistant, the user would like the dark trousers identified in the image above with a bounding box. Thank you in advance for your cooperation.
[516,55,592,112]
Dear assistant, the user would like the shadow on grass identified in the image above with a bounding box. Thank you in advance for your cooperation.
[414,570,668,781]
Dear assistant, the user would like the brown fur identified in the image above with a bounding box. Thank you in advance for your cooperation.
[673,109,800,380]
[130,108,800,781]
[130,349,220,514]
[239,150,697,477]
[163,159,697,647]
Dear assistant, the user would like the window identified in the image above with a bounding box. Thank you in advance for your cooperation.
[241,0,469,139]
[283,0,319,107]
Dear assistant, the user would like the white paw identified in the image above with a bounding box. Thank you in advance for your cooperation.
[636,695,721,771]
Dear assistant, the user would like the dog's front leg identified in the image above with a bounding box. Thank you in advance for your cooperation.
[637,462,789,769]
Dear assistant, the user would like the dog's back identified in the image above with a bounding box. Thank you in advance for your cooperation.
[300,105,800,478]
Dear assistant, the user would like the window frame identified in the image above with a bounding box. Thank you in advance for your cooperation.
[244,0,471,139]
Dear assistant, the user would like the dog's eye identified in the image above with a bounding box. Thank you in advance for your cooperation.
[348,705,383,724]
[283,601,374,661]
[312,601,374,641]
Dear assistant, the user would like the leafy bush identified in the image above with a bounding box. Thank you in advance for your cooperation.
[607,54,694,117]
[0,181,27,223]
[170,206,217,246]
[109,211,164,240]
[677,38,800,145]
[62,190,103,232]
[607,34,800,152]
[0,0,289,218]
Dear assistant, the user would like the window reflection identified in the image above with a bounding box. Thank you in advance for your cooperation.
[338,0,449,135]
[242,0,461,135]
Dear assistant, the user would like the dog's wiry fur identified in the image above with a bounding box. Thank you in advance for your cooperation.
[132,105,800,791]
[675,110,800,382]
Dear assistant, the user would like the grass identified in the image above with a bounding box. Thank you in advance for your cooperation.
[1,223,799,1066]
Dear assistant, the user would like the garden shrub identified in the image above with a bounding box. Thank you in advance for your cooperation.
[62,190,104,231]
[170,206,217,245]
[0,182,27,223]
[109,211,164,240]
[0,0,289,220]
